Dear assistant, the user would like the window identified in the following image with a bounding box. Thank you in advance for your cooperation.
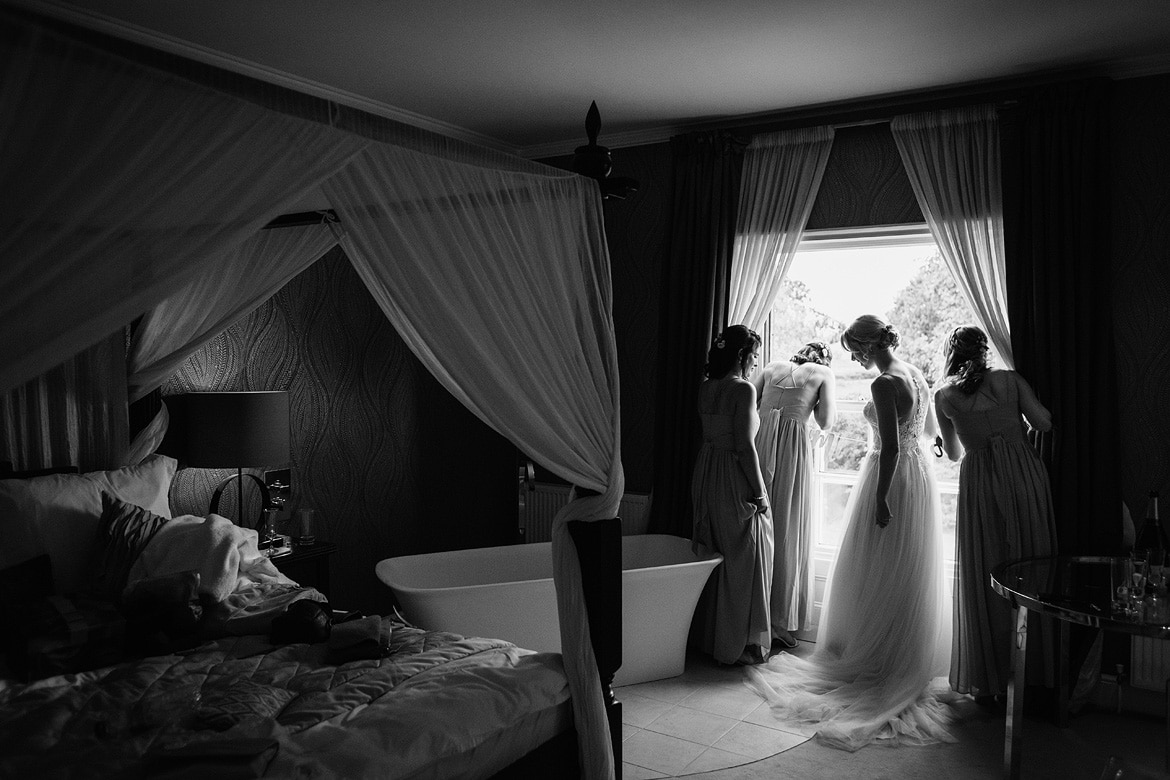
[764,226,995,615]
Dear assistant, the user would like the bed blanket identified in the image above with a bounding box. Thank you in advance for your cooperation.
[0,621,570,779]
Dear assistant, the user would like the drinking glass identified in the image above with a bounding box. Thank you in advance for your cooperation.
[1131,558,1149,617]
[1112,557,1134,614]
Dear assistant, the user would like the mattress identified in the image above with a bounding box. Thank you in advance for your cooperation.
[0,618,571,779]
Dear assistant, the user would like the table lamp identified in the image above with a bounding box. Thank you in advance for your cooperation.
[162,391,290,530]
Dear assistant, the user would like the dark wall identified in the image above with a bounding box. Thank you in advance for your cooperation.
[1111,73,1170,517]
[165,247,516,614]
[539,144,674,495]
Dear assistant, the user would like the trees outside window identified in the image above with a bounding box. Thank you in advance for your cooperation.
[765,229,989,583]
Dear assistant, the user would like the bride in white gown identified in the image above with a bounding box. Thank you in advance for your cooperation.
[745,315,960,751]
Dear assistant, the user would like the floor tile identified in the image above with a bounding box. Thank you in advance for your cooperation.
[622,691,676,727]
[679,683,766,720]
[623,676,707,704]
[643,704,739,746]
[712,719,810,759]
[678,745,756,775]
[624,729,710,775]
[622,762,668,779]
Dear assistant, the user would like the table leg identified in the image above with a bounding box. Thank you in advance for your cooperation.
[1056,619,1069,727]
[1005,603,1028,780]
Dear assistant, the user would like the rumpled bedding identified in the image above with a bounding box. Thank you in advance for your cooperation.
[0,620,570,779]
[128,514,294,602]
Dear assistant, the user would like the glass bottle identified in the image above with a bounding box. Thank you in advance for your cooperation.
[1134,492,1169,595]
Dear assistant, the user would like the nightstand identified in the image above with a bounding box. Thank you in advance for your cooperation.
[272,541,337,599]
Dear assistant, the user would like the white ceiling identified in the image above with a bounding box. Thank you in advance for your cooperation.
[15,0,1170,157]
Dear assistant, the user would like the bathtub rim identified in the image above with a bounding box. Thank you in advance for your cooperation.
[375,534,723,595]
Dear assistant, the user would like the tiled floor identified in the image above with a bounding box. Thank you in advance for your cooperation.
[616,642,816,778]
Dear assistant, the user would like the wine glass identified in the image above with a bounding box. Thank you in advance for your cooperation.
[1112,557,1133,614]
[1130,558,1149,617]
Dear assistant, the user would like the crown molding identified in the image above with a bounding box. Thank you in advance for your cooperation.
[11,0,521,155]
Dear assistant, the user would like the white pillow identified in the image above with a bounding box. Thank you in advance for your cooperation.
[0,454,177,594]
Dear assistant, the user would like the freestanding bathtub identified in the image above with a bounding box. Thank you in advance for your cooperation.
[375,534,722,687]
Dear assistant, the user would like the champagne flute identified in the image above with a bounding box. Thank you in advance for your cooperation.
[1131,557,1149,617]
[1113,557,1133,614]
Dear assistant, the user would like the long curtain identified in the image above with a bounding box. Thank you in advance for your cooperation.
[323,145,622,779]
[127,224,340,401]
[727,127,835,331]
[0,330,128,473]
[891,106,1014,367]
[0,17,369,395]
[1001,80,1119,554]
[649,131,748,538]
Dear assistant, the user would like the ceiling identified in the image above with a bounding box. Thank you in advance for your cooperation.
[15,0,1170,157]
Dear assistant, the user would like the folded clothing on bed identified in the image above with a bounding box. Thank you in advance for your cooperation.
[326,615,390,664]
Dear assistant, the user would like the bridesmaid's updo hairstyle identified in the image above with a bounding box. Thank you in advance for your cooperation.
[705,324,762,379]
[792,341,832,366]
[840,314,900,357]
[944,325,991,394]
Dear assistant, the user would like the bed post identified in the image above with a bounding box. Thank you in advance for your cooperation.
[567,516,622,776]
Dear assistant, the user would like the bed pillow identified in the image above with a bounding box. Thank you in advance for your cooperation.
[89,492,172,603]
[0,454,177,595]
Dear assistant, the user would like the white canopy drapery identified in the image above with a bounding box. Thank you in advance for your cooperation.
[324,143,623,776]
[728,127,835,332]
[128,223,341,402]
[891,106,1014,367]
[0,19,368,391]
[1,11,621,777]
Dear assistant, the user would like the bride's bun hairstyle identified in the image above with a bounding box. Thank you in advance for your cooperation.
[841,314,900,355]
[705,324,762,379]
[944,325,991,394]
[792,341,833,366]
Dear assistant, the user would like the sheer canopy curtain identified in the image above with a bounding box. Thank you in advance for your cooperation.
[891,105,1014,367]
[127,223,340,401]
[323,145,623,780]
[0,14,368,395]
[727,127,835,332]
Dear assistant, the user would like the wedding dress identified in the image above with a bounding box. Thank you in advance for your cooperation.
[745,370,959,751]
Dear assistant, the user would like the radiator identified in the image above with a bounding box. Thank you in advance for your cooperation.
[1130,636,1170,691]
[520,482,651,543]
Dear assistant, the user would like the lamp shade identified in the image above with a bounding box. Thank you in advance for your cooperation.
[163,391,290,468]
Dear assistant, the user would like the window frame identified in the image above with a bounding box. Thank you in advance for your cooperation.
[764,223,960,629]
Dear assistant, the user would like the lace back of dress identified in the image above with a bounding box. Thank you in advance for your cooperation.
[898,374,926,448]
[864,373,926,453]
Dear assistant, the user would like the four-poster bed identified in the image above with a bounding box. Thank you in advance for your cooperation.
[1,7,624,779]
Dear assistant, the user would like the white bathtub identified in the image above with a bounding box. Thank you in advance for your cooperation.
[375,534,722,687]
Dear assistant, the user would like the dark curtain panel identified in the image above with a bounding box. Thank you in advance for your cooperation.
[1001,79,1120,555]
[648,131,748,537]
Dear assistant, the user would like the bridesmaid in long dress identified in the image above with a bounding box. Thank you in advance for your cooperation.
[753,342,836,651]
[934,325,1057,702]
[745,315,958,751]
[691,324,774,666]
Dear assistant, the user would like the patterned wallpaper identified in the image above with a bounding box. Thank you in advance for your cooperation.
[806,122,923,230]
[165,247,516,614]
[1111,74,1170,518]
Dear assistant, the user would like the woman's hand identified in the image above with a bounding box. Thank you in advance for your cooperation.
[750,495,770,515]
[876,499,892,528]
